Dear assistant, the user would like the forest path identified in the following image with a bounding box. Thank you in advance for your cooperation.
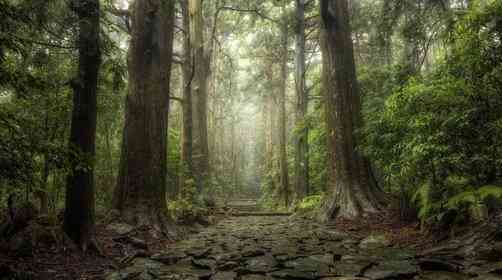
[104,215,497,280]
[225,199,292,216]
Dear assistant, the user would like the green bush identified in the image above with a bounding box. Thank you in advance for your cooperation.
[361,1,502,226]
[295,194,324,213]
[167,178,205,224]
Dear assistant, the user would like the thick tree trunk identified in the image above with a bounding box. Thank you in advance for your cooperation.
[63,0,101,250]
[318,0,381,222]
[278,11,290,208]
[189,0,210,195]
[294,0,309,202]
[179,0,193,193]
[113,0,175,233]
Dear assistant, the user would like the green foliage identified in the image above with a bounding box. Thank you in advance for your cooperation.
[447,185,502,211]
[295,194,323,213]
[0,0,128,211]
[168,178,207,224]
[306,99,328,195]
[361,0,502,226]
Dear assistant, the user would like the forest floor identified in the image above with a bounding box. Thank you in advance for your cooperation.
[1,201,502,280]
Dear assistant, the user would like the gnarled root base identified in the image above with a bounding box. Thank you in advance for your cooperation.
[419,218,502,260]
[317,182,384,223]
[118,206,177,240]
[62,231,103,255]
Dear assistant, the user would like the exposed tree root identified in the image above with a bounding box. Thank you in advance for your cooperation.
[117,206,177,240]
[62,230,103,256]
[419,217,502,260]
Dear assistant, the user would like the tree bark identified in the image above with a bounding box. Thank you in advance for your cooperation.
[179,0,194,193]
[294,0,309,202]
[318,0,382,222]
[63,0,101,250]
[189,0,210,195]
[264,58,281,202]
[37,98,51,215]
[38,154,50,215]
[278,8,290,208]
[113,0,175,233]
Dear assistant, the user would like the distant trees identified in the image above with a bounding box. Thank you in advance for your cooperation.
[63,0,101,249]
[112,0,176,232]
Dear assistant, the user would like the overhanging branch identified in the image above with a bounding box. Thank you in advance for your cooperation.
[218,6,279,24]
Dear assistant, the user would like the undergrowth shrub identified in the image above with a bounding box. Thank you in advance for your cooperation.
[167,178,206,224]
[361,1,502,229]
[293,194,324,217]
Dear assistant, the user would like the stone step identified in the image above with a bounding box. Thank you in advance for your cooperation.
[229,212,292,217]
[226,200,260,212]
[230,206,260,210]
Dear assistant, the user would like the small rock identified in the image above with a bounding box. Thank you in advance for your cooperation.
[132,258,165,271]
[210,271,237,280]
[471,274,502,280]
[476,243,502,262]
[371,248,415,261]
[151,251,187,265]
[107,223,134,235]
[417,258,462,272]
[319,276,369,280]
[242,255,278,273]
[363,260,418,279]
[187,247,212,258]
[333,259,373,277]
[105,271,131,280]
[218,261,239,270]
[192,258,217,269]
[359,235,390,250]
[318,229,350,241]
[284,254,333,274]
[240,275,274,280]
[113,236,148,250]
[270,269,316,279]
[212,252,242,263]
[242,246,266,257]
[275,254,299,262]
[466,261,502,275]
[416,271,469,280]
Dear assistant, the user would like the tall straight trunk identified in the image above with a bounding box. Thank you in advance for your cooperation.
[39,154,50,214]
[278,11,290,208]
[264,62,278,199]
[231,115,237,190]
[189,0,210,194]
[37,103,50,215]
[113,0,175,232]
[401,3,422,77]
[318,0,381,221]
[263,91,272,194]
[63,0,101,250]
[179,0,193,192]
[294,0,309,202]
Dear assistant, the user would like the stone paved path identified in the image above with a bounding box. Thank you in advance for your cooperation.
[106,215,502,280]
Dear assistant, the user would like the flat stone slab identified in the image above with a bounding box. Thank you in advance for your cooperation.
[242,255,278,273]
[363,260,419,279]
